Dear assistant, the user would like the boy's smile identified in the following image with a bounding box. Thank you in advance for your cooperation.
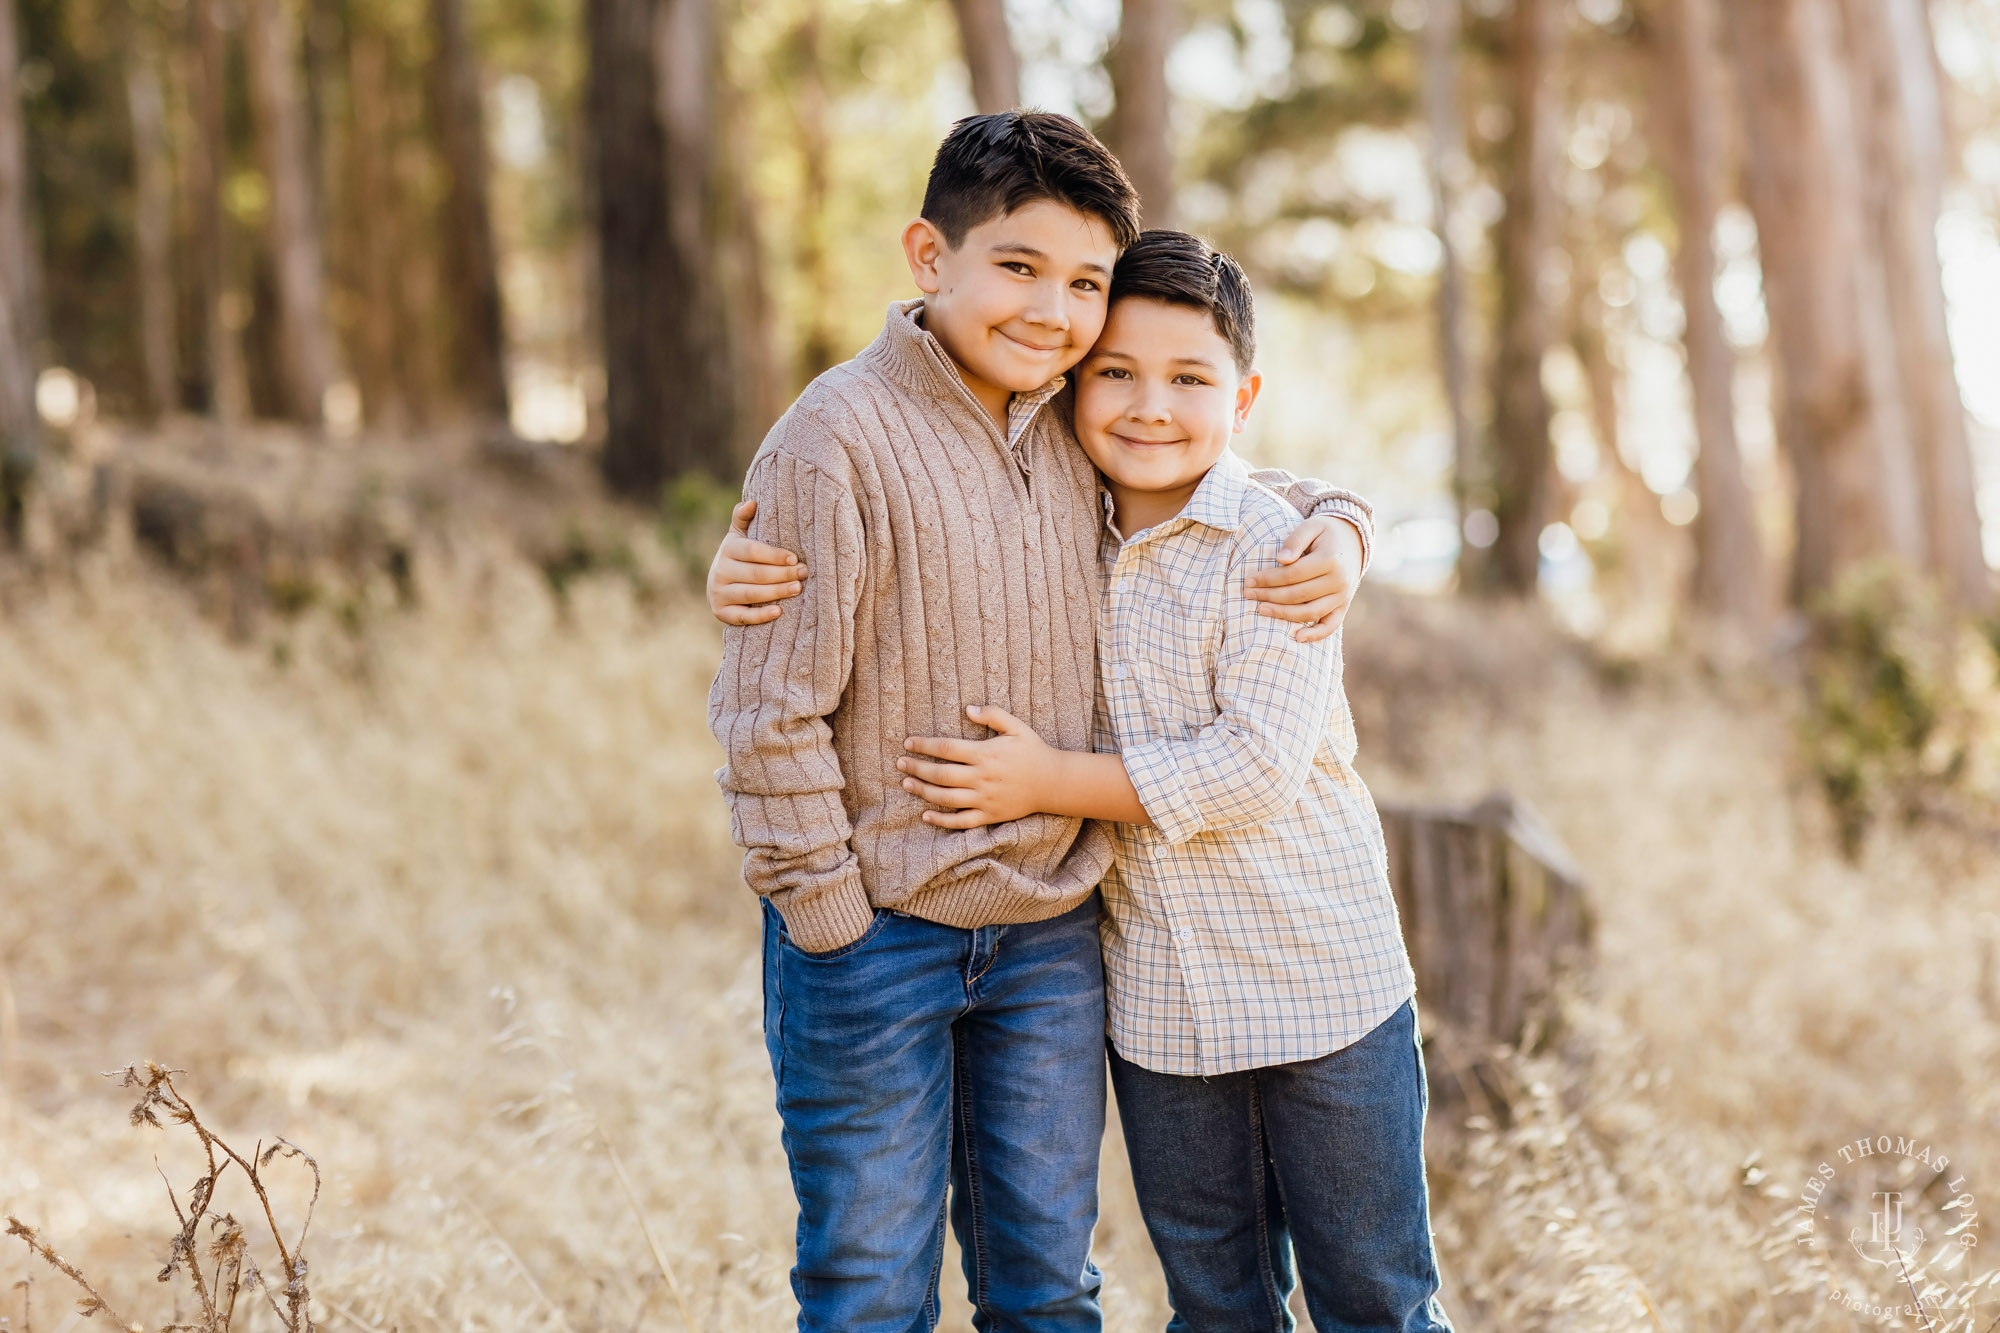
[902,200,1120,425]
[1075,296,1263,535]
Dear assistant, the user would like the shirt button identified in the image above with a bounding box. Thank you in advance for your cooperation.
[1175,927,1194,942]
[1114,663,1129,680]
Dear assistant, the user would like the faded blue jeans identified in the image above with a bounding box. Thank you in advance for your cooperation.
[761,894,1108,1333]
[1108,999,1454,1333]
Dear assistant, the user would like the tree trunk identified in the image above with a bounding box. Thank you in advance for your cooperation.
[0,0,39,464]
[1103,0,1176,229]
[714,74,782,453]
[1649,0,1767,628]
[948,0,1020,115]
[1484,0,1561,594]
[191,0,249,421]
[656,0,755,474]
[428,0,511,424]
[590,0,744,496]
[0,0,39,544]
[1723,0,1924,603]
[243,0,337,424]
[791,10,838,378]
[589,0,672,495]
[1422,0,1476,552]
[343,24,400,427]
[1573,293,1686,630]
[127,38,180,420]
[1842,0,1988,608]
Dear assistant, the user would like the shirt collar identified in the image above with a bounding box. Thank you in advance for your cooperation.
[1180,449,1251,532]
[1100,448,1252,541]
[1007,375,1068,446]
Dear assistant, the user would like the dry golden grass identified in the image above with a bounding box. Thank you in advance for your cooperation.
[1,520,1996,1332]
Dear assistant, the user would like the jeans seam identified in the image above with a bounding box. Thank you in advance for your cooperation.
[923,1192,948,1331]
[965,926,998,987]
[953,1031,993,1317]
[768,918,788,1095]
[765,912,812,1307]
[1409,1010,1451,1330]
[1247,1074,1289,1333]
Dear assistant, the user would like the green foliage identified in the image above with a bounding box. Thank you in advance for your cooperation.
[732,0,964,390]
[657,471,742,579]
[1801,564,1997,856]
[539,515,638,602]
[264,566,321,618]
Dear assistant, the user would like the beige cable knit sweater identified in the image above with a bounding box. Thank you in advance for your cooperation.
[707,300,1374,953]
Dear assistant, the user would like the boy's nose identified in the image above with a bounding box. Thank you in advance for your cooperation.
[1022,284,1072,331]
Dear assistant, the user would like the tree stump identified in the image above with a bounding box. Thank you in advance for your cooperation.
[1379,792,1593,1113]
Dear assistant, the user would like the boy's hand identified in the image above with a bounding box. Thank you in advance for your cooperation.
[707,500,809,626]
[1244,515,1363,642]
[898,705,1056,829]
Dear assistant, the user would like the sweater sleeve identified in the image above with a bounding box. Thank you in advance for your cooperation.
[1248,469,1376,577]
[706,433,875,953]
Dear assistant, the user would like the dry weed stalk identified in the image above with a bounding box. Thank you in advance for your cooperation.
[6,1063,321,1333]
[4,1218,134,1330]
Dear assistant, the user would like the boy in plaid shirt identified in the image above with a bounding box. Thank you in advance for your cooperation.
[896,231,1454,1333]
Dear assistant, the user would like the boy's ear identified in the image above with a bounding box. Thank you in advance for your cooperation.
[1232,370,1264,433]
[902,217,949,295]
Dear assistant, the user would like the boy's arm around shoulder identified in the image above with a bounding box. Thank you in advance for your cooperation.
[706,412,873,953]
[1120,507,1344,845]
[1251,468,1375,574]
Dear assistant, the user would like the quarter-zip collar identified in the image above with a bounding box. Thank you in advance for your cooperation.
[858,299,1068,461]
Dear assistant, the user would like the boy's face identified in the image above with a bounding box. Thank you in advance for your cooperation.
[1073,296,1262,497]
[903,200,1120,400]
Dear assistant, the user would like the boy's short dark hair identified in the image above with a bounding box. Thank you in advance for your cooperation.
[921,111,1142,252]
[1110,230,1257,374]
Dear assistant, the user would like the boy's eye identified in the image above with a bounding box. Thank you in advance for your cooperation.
[1174,374,1209,387]
[1072,279,1101,293]
[1096,366,1131,380]
[1001,261,1033,275]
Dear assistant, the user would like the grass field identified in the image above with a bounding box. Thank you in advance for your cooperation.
[2,516,1996,1332]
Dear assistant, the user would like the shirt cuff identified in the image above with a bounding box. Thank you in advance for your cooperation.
[1311,495,1373,578]
[772,877,876,954]
[1123,739,1207,846]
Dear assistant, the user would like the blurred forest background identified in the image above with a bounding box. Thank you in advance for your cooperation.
[0,0,1995,624]
[5,0,2000,1329]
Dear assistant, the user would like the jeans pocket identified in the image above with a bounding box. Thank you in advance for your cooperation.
[783,906,893,961]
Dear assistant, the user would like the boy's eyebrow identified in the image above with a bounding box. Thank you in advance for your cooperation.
[1086,348,1224,371]
[989,242,1113,278]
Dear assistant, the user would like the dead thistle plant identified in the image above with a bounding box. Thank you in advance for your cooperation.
[6,1063,321,1333]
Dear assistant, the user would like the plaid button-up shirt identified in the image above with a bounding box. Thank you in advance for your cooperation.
[1094,450,1415,1076]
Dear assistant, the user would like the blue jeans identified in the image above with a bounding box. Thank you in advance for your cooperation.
[761,894,1108,1333]
[1107,999,1454,1333]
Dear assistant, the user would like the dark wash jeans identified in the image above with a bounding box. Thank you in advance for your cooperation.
[760,894,1108,1333]
[1108,999,1454,1333]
